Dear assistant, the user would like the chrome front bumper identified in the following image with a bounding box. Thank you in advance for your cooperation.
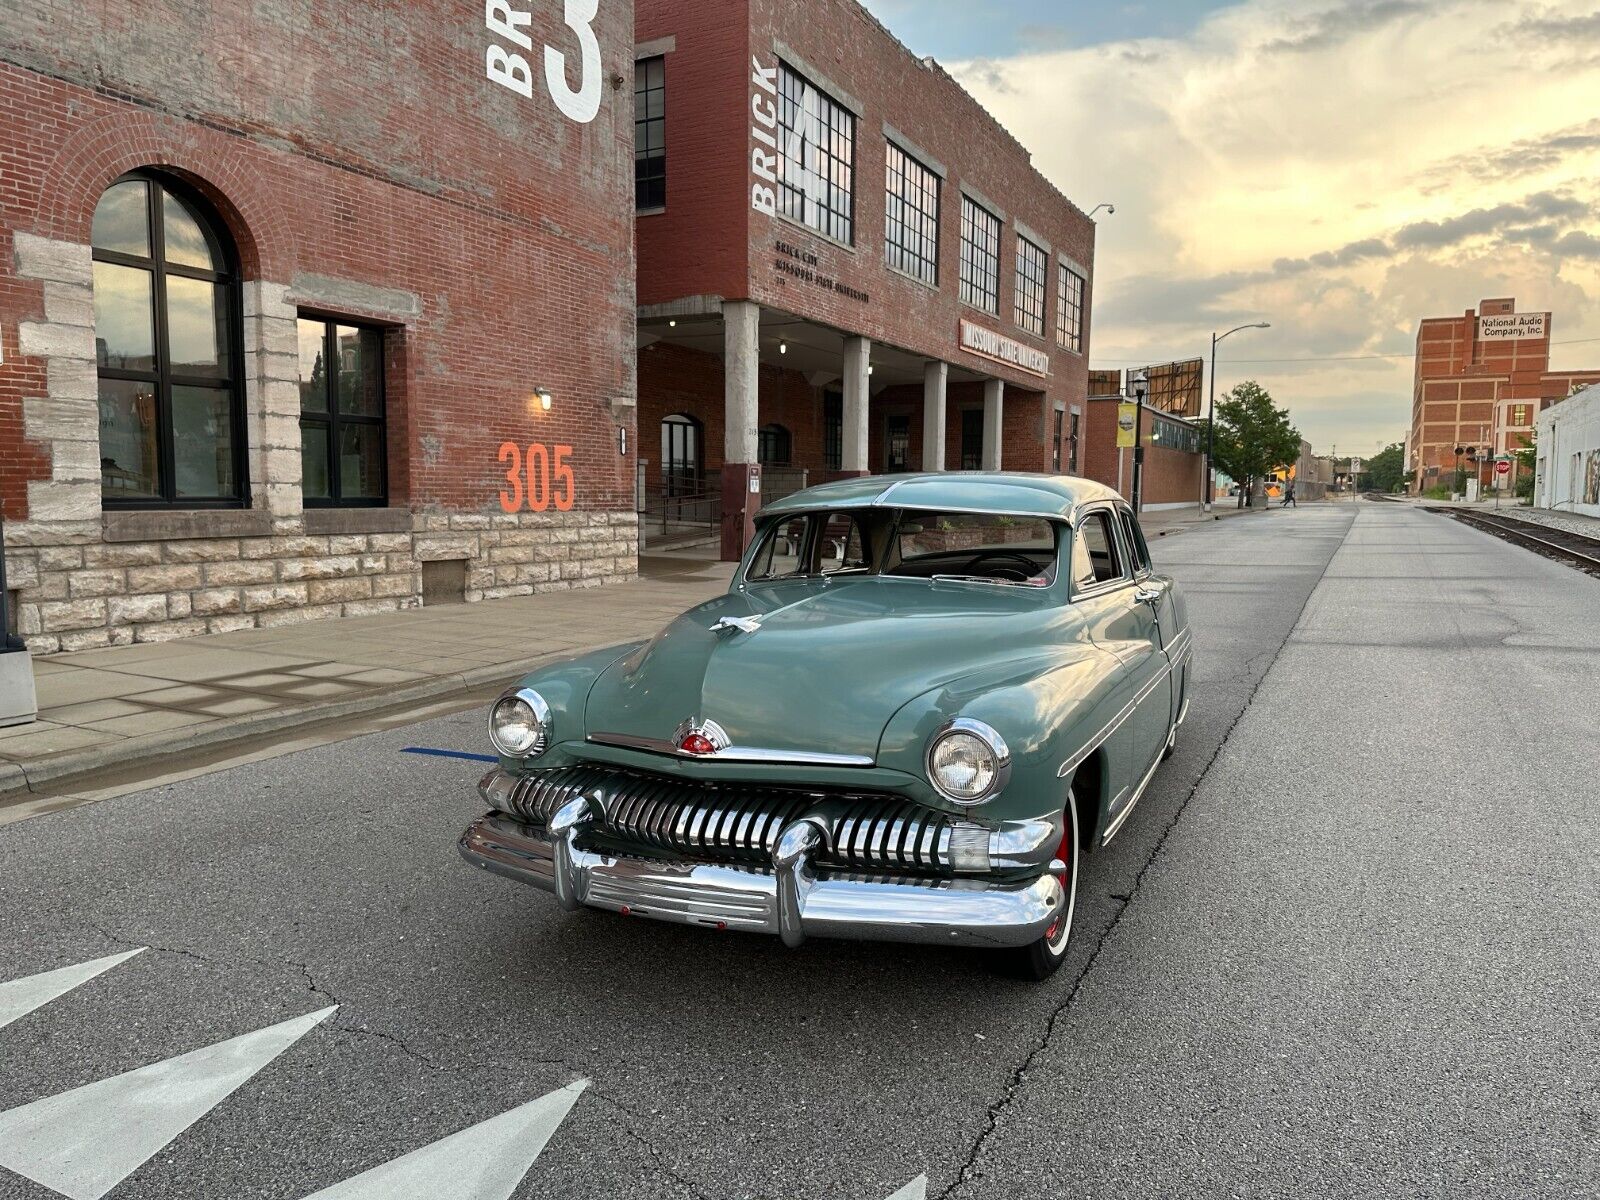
[459,806,1065,949]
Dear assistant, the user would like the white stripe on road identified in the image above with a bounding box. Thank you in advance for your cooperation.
[299,1078,590,1200]
[0,949,144,1032]
[0,1004,336,1200]
[885,1176,928,1200]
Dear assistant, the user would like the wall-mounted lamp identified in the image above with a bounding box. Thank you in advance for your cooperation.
[536,387,553,412]
[868,365,875,376]
[668,319,677,328]
[618,427,628,456]
[779,340,788,355]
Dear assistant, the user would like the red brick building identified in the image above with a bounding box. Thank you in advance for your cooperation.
[1081,365,1203,509]
[1,2,637,652]
[1408,298,1600,492]
[633,0,1097,557]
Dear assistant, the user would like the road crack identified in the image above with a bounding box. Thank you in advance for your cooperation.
[588,1087,720,1200]
[936,511,1351,1198]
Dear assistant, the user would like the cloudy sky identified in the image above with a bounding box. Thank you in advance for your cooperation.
[862,0,1600,457]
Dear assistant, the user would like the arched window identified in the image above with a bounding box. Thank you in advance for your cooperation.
[661,413,702,496]
[758,422,792,467]
[92,172,245,506]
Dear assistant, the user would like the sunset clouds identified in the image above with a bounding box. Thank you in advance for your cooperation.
[871,0,1600,453]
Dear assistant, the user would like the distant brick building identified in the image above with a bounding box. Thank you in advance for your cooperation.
[633,0,1097,557]
[1080,367,1202,510]
[1408,298,1600,493]
[1,1,638,652]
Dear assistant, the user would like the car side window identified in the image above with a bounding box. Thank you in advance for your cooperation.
[818,512,871,575]
[1119,510,1153,574]
[1071,510,1125,593]
[748,517,809,580]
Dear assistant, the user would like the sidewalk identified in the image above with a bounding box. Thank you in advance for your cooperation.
[0,554,734,800]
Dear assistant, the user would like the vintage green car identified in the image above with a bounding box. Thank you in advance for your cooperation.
[459,473,1191,978]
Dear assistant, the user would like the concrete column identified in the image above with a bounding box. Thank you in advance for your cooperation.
[723,301,760,464]
[982,378,1005,470]
[720,301,761,561]
[921,361,947,471]
[842,335,871,475]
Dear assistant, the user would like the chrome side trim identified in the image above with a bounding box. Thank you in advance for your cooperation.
[1175,693,1191,728]
[1056,657,1173,780]
[586,732,875,767]
[1164,627,1193,663]
[1099,747,1163,847]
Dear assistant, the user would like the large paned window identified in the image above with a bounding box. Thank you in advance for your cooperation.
[777,62,855,244]
[1057,264,1085,353]
[298,318,387,506]
[92,172,245,506]
[635,56,666,210]
[1014,236,1047,336]
[884,141,939,285]
[959,196,1001,313]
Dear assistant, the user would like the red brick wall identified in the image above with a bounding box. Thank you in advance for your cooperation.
[636,0,752,308]
[1082,398,1200,506]
[0,0,637,519]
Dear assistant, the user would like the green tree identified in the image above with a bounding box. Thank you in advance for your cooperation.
[1512,432,1537,499]
[1366,442,1406,492]
[1205,381,1302,507]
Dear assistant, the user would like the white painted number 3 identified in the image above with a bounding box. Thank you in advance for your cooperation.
[545,0,601,123]
[484,0,601,125]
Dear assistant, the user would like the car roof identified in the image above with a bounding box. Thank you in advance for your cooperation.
[758,472,1126,522]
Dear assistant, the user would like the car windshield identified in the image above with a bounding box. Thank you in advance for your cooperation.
[746,508,1059,586]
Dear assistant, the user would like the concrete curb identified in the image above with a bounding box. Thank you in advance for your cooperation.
[0,654,567,801]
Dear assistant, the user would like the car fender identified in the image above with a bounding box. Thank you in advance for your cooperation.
[876,644,1129,826]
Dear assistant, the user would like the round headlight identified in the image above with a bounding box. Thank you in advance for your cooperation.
[926,719,1010,804]
[489,687,551,758]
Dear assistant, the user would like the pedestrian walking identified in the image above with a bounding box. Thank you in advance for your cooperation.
[1282,483,1297,508]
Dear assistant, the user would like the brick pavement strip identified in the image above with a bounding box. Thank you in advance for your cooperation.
[0,559,734,799]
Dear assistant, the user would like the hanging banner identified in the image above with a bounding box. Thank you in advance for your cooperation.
[1116,403,1138,448]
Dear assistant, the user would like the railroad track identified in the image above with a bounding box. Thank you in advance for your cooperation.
[1424,507,1600,575]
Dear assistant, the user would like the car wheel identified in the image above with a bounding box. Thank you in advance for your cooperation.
[1001,789,1080,981]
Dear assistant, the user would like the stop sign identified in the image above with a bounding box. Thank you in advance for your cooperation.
[1495,460,1511,476]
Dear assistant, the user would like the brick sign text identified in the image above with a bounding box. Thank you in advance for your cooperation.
[773,240,869,303]
[484,1,601,123]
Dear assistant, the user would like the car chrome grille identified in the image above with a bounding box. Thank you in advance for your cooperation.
[501,763,954,874]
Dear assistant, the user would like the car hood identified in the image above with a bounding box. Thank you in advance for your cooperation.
[584,577,1062,760]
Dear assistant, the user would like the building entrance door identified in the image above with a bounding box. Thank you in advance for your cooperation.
[661,413,702,496]
[885,414,910,472]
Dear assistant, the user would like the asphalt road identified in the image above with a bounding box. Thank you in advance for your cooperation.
[2,503,1595,1200]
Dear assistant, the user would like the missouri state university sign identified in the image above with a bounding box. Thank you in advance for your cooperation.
[959,320,1050,377]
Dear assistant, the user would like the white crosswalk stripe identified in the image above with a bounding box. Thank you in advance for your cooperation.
[299,1078,589,1200]
[884,1175,928,1200]
[0,949,144,1032]
[0,1004,336,1200]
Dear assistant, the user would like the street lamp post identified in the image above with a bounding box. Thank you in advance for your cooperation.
[1130,371,1148,512]
[1205,322,1271,513]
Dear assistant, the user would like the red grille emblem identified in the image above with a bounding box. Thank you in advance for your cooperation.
[673,718,729,756]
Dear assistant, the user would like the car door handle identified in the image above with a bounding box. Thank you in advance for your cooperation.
[1134,586,1160,604]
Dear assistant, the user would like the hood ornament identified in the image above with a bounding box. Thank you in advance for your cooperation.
[710,615,762,636]
[673,718,730,756]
